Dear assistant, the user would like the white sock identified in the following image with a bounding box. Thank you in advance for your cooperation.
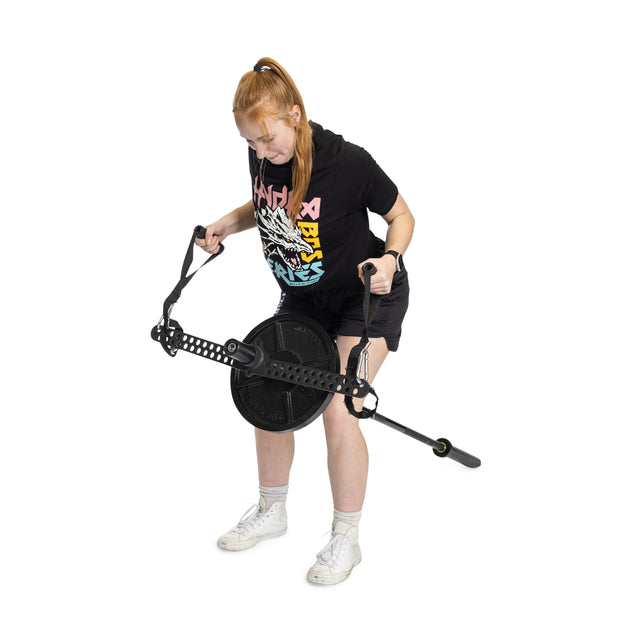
[333,508,362,530]
[259,484,289,509]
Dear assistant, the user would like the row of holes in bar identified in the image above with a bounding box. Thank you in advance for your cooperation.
[265,362,361,396]
[177,333,362,396]
[179,335,233,365]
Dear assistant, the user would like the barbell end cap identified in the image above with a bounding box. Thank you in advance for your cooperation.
[433,438,452,458]
[223,339,263,369]
[433,438,482,468]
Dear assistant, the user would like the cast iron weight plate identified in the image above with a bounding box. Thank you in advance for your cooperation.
[230,315,340,432]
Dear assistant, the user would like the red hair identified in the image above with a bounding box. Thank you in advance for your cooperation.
[233,58,313,222]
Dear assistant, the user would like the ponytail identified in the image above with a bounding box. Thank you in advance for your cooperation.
[233,58,313,223]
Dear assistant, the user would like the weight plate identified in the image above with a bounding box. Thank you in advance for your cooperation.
[230,315,339,432]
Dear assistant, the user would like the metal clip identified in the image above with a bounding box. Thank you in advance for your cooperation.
[156,304,178,355]
[156,303,175,330]
[356,343,370,384]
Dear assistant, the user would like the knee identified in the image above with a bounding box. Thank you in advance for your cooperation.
[323,395,359,439]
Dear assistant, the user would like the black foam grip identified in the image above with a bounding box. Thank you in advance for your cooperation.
[361,262,376,275]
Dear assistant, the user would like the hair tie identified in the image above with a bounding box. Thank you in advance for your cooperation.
[253,64,263,72]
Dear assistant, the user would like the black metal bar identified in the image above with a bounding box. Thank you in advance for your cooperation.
[371,412,481,468]
[152,324,372,400]
[224,339,262,367]
[371,412,440,448]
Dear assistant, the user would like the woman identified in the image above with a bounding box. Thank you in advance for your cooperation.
[196,58,414,585]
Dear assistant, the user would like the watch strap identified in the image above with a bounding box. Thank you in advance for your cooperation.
[383,250,404,272]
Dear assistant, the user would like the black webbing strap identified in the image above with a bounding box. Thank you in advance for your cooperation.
[159,226,224,356]
[344,263,381,419]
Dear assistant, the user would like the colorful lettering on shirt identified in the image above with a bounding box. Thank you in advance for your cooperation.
[253,177,291,211]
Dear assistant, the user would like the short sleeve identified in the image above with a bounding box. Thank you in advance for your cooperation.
[343,143,398,215]
[361,152,398,215]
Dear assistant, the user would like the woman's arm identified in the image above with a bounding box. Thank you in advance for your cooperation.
[358,193,415,295]
[195,200,257,254]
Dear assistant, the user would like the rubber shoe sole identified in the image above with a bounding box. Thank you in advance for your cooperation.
[217,526,287,552]
[306,554,361,585]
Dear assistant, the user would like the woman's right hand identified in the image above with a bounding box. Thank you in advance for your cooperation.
[195,221,228,254]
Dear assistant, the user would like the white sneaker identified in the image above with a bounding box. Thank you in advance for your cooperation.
[306,521,362,585]
[217,497,287,551]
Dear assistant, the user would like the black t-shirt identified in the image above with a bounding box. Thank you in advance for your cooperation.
[248,122,398,292]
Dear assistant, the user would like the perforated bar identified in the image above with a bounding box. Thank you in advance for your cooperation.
[152,326,370,398]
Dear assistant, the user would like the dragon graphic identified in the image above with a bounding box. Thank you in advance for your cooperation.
[256,205,314,272]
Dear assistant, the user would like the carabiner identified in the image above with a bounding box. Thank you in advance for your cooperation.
[356,342,370,384]
[156,303,175,330]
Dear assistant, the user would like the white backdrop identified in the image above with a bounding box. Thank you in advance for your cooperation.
[1,1,638,638]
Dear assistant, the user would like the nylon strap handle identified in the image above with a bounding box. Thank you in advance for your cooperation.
[344,262,381,419]
[159,225,224,356]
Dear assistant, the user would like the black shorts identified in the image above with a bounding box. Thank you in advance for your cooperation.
[274,269,410,352]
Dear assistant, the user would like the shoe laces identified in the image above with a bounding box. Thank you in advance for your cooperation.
[316,531,348,567]
[233,504,268,534]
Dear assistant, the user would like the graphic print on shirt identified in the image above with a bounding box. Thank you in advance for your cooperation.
[256,204,314,272]
[254,178,325,287]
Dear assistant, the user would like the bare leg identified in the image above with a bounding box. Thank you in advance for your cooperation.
[254,429,294,487]
[217,429,292,551]
[322,335,389,512]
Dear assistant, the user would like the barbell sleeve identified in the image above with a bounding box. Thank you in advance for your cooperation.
[432,438,481,468]
[371,413,481,468]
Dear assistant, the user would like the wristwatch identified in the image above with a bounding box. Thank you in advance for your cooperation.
[383,250,405,272]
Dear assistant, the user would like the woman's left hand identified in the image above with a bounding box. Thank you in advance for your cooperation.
[357,253,397,295]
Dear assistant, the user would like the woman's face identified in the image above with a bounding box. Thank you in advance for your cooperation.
[237,106,300,165]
